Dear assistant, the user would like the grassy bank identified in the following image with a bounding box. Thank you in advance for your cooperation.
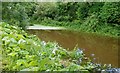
[1,22,112,72]
[33,19,119,38]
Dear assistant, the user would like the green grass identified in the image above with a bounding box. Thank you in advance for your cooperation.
[32,19,119,38]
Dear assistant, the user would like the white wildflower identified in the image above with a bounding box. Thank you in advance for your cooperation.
[18,39,26,44]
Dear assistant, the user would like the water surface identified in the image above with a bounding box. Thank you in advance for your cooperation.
[28,30,119,67]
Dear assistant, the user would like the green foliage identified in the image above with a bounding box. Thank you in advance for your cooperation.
[55,2,78,21]
[32,2,119,37]
[2,2,36,29]
[76,2,90,20]
[2,2,119,37]
[34,17,119,37]
[88,2,104,15]
[79,14,99,32]
[33,3,57,21]
[99,2,120,25]
[1,22,111,71]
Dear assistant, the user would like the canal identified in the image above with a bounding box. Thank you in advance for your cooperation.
[27,26,119,68]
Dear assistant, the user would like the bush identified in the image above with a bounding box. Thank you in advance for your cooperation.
[99,2,120,25]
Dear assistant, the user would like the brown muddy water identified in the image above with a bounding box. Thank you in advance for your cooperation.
[27,29,119,68]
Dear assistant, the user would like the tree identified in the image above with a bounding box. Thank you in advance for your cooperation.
[99,2,120,25]
[2,2,36,29]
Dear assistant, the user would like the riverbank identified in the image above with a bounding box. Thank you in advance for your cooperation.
[2,22,113,71]
[27,25,66,30]
[32,19,119,38]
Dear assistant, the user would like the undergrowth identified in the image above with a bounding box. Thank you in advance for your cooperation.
[1,22,112,72]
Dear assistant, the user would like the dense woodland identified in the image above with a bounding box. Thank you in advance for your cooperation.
[2,2,120,37]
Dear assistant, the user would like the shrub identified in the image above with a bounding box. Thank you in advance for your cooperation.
[99,2,120,25]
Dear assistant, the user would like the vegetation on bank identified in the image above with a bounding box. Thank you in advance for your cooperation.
[1,2,119,72]
[1,22,112,72]
[2,2,120,37]
[32,2,120,37]
[34,18,119,38]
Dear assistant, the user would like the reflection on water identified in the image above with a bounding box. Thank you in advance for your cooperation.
[28,30,119,68]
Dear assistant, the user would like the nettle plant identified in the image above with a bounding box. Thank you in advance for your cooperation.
[1,22,111,72]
